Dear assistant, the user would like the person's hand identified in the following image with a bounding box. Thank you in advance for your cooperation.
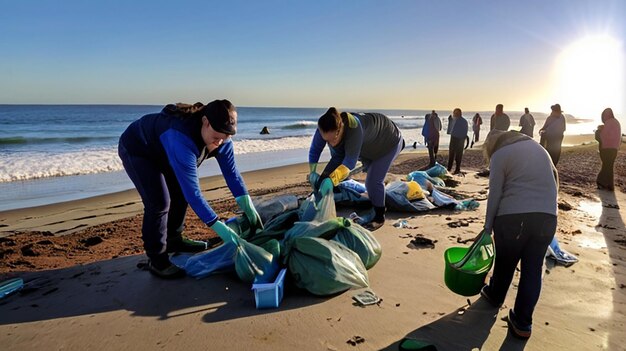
[319,178,334,196]
[308,172,320,189]
[235,195,264,233]
[210,220,240,245]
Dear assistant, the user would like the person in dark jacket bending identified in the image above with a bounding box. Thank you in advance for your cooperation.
[118,100,262,278]
[308,107,403,230]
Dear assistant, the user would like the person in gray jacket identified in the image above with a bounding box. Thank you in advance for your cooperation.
[480,130,558,339]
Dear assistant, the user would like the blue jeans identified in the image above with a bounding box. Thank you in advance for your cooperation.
[118,140,188,258]
[488,212,556,327]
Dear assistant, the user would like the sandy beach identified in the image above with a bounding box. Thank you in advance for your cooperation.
[1,136,625,350]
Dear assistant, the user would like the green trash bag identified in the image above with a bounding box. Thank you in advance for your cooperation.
[332,219,382,270]
[286,236,369,296]
[249,210,300,246]
[283,217,346,245]
[235,238,281,284]
[228,208,300,244]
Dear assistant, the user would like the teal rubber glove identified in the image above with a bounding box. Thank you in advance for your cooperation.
[235,195,264,233]
[309,172,320,189]
[210,220,240,245]
[319,178,334,196]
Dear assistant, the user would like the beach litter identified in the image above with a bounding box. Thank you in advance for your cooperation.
[346,336,366,346]
[409,235,437,249]
[547,237,579,266]
[352,290,381,306]
[0,277,24,299]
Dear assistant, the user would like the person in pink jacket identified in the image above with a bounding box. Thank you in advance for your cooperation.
[595,108,621,190]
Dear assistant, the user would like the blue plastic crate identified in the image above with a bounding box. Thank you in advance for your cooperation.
[251,268,287,309]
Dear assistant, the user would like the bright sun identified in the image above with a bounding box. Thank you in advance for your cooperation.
[553,35,624,119]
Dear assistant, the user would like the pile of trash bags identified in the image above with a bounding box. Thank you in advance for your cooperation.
[171,193,382,296]
[333,162,479,213]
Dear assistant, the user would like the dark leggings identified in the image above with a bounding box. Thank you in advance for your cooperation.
[544,135,564,166]
[597,148,617,189]
[488,212,557,327]
[427,137,439,167]
[447,136,465,172]
[118,141,187,258]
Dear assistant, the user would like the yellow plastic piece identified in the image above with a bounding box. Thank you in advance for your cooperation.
[406,180,425,200]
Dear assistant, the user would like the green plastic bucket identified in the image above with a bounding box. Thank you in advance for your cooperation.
[444,231,495,296]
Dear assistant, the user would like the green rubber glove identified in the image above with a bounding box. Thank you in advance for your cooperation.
[309,163,318,174]
[309,172,320,189]
[319,178,334,196]
[210,220,240,245]
[235,195,264,233]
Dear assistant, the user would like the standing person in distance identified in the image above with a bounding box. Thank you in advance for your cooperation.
[490,104,511,131]
[595,107,621,191]
[118,100,263,279]
[519,107,536,137]
[308,107,404,231]
[539,104,567,166]
[426,110,442,167]
[471,113,483,148]
[447,108,468,175]
[480,129,558,339]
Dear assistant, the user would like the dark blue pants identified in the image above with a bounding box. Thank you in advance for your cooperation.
[447,136,464,172]
[488,212,557,327]
[118,141,187,258]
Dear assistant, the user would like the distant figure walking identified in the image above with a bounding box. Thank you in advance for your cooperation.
[539,104,566,166]
[421,112,431,145]
[595,108,621,191]
[519,107,536,137]
[447,108,468,174]
[481,129,558,339]
[471,113,483,147]
[426,110,442,167]
[490,104,510,131]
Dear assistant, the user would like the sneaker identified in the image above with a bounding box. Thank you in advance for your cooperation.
[167,236,208,253]
[148,255,185,279]
[507,310,532,339]
[480,285,502,308]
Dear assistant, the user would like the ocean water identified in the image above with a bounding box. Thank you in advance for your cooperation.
[0,105,597,211]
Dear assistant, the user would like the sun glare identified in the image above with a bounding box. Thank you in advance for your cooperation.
[553,35,624,119]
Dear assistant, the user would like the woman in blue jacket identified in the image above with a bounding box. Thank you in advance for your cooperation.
[308,107,404,230]
[118,100,262,278]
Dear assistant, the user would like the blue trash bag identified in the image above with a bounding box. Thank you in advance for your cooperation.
[170,242,237,279]
[407,170,446,188]
[385,181,436,212]
[425,163,448,178]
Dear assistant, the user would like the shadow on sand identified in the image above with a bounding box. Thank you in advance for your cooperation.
[595,189,626,350]
[0,255,329,325]
[379,296,530,351]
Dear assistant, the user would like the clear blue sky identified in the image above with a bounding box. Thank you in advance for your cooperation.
[1,0,624,117]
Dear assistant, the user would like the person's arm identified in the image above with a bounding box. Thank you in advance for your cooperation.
[320,122,363,185]
[215,140,247,198]
[308,129,326,165]
[484,152,506,232]
[160,129,219,226]
[216,140,264,231]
